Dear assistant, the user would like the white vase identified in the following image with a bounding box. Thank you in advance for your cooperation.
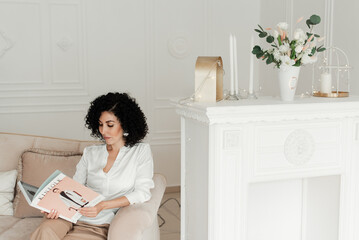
[278,66,301,101]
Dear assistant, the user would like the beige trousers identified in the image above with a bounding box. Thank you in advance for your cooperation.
[30,218,109,240]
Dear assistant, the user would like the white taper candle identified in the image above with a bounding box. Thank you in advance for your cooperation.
[233,35,238,95]
[229,33,234,95]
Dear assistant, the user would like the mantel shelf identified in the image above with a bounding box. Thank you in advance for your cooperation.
[173,96,359,125]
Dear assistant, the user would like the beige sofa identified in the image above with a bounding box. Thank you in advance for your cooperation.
[0,132,166,240]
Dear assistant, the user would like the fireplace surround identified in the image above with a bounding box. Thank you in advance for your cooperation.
[175,96,359,240]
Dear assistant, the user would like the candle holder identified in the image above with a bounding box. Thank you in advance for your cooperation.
[225,93,240,100]
[312,46,351,98]
[247,92,257,99]
[238,89,248,99]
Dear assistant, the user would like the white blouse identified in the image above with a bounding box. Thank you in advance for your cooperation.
[73,143,154,225]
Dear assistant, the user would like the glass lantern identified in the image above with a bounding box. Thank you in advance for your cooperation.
[312,47,351,97]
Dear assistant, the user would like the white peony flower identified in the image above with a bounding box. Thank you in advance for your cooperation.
[280,55,295,66]
[273,30,279,39]
[273,49,281,61]
[295,45,303,53]
[277,22,288,30]
[279,43,290,54]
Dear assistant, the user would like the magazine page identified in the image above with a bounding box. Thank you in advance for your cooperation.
[17,181,38,205]
[34,170,62,198]
[31,171,105,223]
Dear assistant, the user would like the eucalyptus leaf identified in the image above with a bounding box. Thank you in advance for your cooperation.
[258,24,264,31]
[311,47,317,55]
[310,15,321,25]
[259,32,267,38]
[266,57,273,64]
[314,34,320,38]
[306,19,312,29]
[256,52,264,58]
[317,45,326,52]
[255,29,262,33]
[252,45,261,54]
[294,61,301,67]
[266,36,274,43]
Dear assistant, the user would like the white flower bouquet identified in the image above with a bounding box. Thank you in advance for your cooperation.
[252,15,326,69]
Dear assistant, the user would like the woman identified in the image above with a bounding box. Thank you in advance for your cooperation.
[31,92,154,240]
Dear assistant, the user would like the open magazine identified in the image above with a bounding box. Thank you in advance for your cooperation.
[18,170,104,223]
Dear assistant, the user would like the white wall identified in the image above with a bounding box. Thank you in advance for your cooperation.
[333,0,359,94]
[0,0,357,187]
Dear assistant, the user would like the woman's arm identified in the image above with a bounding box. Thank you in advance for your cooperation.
[79,196,130,218]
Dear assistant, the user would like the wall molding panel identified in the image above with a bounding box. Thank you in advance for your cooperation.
[0,102,88,113]
[151,105,180,144]
[0,0,89,113]
[0,30,15,58]
[167,32,191,59]
[144,0,155,143]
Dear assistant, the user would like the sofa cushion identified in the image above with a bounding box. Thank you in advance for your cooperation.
[13,149,82,218]
[0,170,18,215]
[0,216,43,240]
[0,216,21,236]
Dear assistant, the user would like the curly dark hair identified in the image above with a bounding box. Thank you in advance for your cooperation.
[85,92,148,147]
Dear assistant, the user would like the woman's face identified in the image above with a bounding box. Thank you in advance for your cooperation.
[99,111,124,146]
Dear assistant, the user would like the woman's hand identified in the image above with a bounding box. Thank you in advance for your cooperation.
[79,202,105,218]
[41,209,60,219]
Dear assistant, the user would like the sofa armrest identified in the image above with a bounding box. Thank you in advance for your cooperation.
[108,174,167,240]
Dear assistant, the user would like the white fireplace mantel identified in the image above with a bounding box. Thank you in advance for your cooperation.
[174,96,359,240]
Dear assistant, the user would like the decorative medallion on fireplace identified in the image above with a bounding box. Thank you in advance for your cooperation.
[284,129,315,165]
